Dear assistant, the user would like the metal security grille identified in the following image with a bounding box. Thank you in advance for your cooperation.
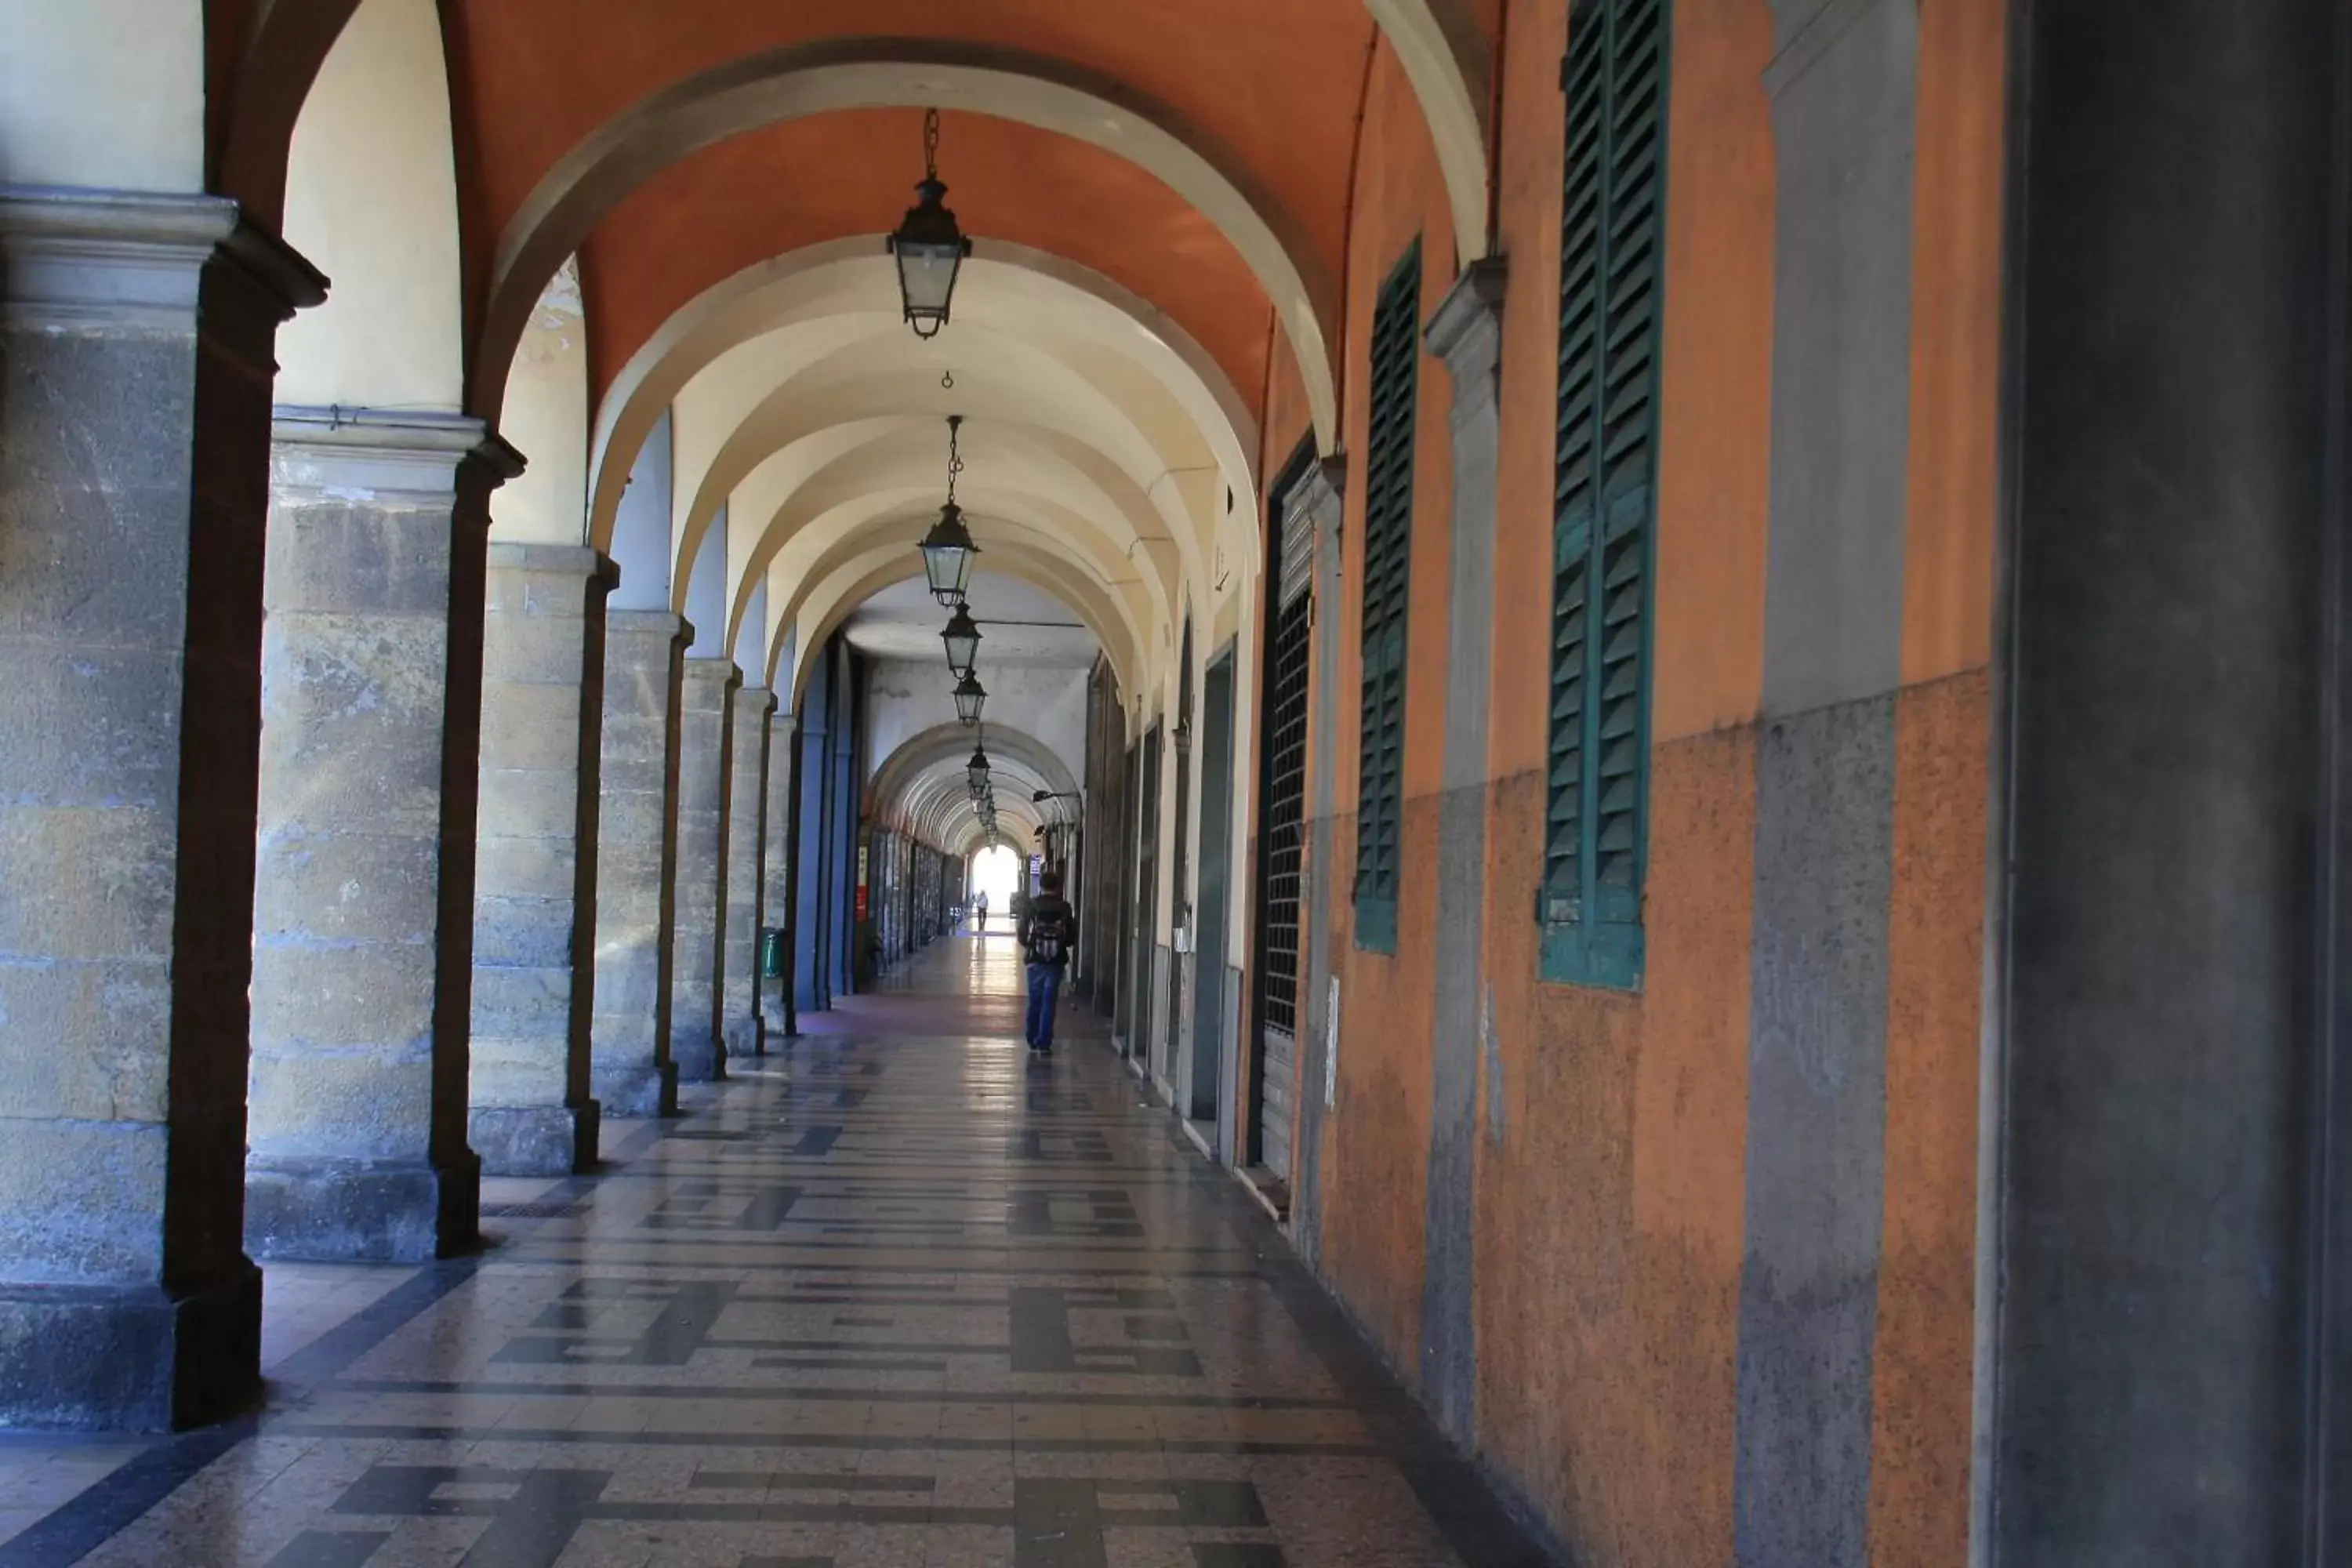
[1354,241,1421,935]
[1259,509,1313,1037]
[1545,0,1668,989]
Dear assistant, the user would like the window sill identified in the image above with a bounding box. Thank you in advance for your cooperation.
[1354,895,1398,955]
[1539,919,1642,991]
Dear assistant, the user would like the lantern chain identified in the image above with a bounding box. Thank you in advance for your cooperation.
[945,413,964,505]
[924,108,941,181]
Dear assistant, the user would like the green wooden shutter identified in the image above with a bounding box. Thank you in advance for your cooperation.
[1355,241,1421,953]
[1544,0,1668,989]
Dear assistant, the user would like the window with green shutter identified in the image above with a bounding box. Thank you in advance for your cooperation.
[1354,240,1421,954]
[1543,0,1668,989]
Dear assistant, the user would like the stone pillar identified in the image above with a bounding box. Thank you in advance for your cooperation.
[466,544,614,1175]
[244,407,517,1264]
[725,688,776,1058]
[670,658,739,1081]
[1987,2,2352,1559]
[1418,258,1505,1447]
[0,189,320,1429]
[763,712,798,1037]
[590,612,686,1116]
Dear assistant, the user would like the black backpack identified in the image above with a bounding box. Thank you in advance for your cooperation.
[1026,902,1071,964]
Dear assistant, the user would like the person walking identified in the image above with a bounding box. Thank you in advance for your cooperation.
[1018,870,1076,1055]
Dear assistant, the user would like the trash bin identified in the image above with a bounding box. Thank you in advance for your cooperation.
[760,927,785,979]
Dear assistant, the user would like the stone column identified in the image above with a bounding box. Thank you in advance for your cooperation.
[466,544,614,1175]
[670,658,739,1081]
[1418,257,1505,1447]
[763,712,798,1037]
[0,189,320,1429]
[1987,2,2350,1559]
[725,688,776,1058]
[243,407,517,1264]
[590,612,686,1116]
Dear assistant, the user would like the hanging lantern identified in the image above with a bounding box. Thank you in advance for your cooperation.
[953,670,987,726]
[919,415,978,607]
[966,742,991,796]
[886,109,972,339]
[941,602,982,680]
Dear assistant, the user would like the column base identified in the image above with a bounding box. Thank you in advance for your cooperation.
[673,1031,727,1083]
[245,1153,483,1263]
[0,1265,261,1432]
[468,1102,599,1178]
[724,1014,764,1060]
[593,1062,678,1119]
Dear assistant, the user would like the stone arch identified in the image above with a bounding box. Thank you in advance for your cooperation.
[694,406,1196,639]
[475,41,1341,448]
[739,485,1162,684]
[586,244,1258,558]
[1366,0,1495,264]
[216,0,369,222]
[273,0,465,412]
[868,722,1074,850]
[778,547,1145,710]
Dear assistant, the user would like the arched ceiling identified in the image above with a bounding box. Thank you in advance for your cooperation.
[227,0,1497,762]
[869,722,1078,855]
[580,114,1272,418]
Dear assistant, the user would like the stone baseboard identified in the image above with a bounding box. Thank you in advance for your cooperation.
[593,1063,677,1119]
[469,1102,598,1177]
[724,1014,764,1061]
[673,1028,727,1083]
[245,1153,482,1263]
[0,1263,261,1431]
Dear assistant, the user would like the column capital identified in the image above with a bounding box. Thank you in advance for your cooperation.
[681,655,744,698]
[608,608,690,644]
[1283,455,1347,537]
[739,684,781,720]
[271,406,524,499]
[1423,256,1508,380]
[487,541,619,590]
[0,184,325,329]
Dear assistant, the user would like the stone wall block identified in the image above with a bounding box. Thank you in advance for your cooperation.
[0,189,325,1427]
[0,803,178,960]
[245,407,511,1261]
[466,546,611,1177]
[262,503,458,617]
[592,612,688,1117]
[0,963,172,1123]
[0,1122,169,1283]
[668,659,738,1083]
[247,1050,434,1163]
[724,691,773,1058]
[252,828,441,944]
[471,895,578,969]
[0,641,183,808]
[474,837,581,902]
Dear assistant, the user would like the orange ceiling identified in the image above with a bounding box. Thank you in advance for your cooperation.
[579,111,1273,419]
[441,0,1379,305]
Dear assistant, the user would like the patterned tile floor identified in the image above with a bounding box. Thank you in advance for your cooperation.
[0,933,1556,1567]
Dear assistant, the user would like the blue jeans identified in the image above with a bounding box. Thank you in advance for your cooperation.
[1025,963,1062,1049]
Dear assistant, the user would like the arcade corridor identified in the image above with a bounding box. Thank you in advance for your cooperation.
[0,937,1548,1566]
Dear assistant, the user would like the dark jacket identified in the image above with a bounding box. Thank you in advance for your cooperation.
[1018,895,1076,967]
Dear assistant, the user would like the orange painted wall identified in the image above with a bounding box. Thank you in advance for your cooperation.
[1292,0,2008,1563]
[1475,0,1773,1556]
[1866,4,2007,1564]
[1304,38,1460,1367]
